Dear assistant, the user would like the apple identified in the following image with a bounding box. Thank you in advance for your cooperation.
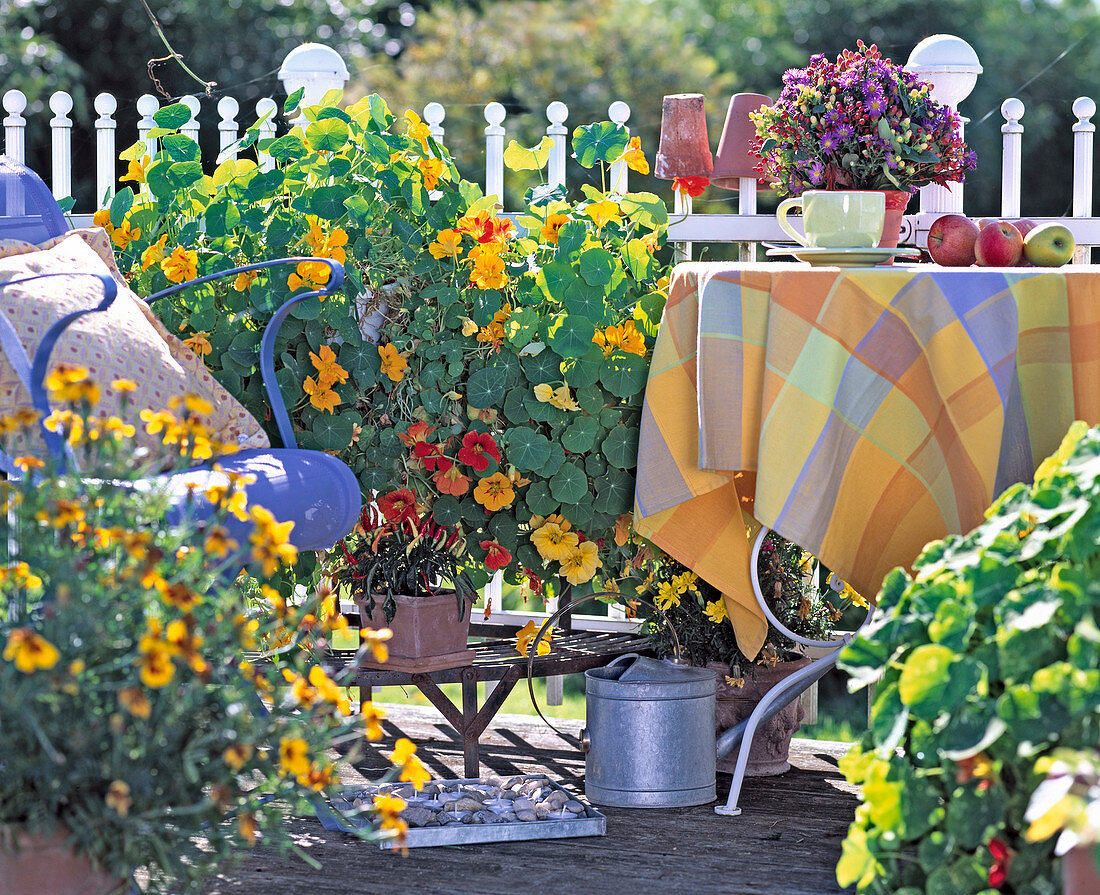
[1011,218,1037,238]
[927,214,980,266]
[977,218,996,230]
[1023,222,1076,266]
[974,220,1024,267]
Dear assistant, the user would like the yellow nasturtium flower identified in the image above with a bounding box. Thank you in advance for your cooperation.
[120,154,151,185]
[3,627,60,673]
[560,539,600,585]
[141,233,168,270]
[378,344,407,383]
[515,619,553,657]
[161,246,198,284]
[531,522,579,563]
[584,199,620,230]
[429,228,464,260]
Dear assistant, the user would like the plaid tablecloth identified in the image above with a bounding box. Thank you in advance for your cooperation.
[634,262,1100,658]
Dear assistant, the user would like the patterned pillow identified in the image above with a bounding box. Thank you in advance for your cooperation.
[0,230,268,466]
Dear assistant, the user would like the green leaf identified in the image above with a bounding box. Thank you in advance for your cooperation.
[523,481,558,516]
[108,188,133,226]
[466,366,509,409]
[283,87,305,114]
[593,468,635,515]
[563,279,608,324]
[153,103,191,130]
[547,313,597,360]
[623,238,656,281]
[560,350,602,388]
[549,460,589,504]
[898,644,955,707]
[634,293,666,339]
[166,160,204,189]
[538,442,566,477]
[161,133,201,162]
[561,416,601,454]
[503,136,554,171]
[311,412,357,451]
[309,184,353,221]
[556,221,588,254]
[431,496,463,526]
[505,307,540,349]
[928,599,974,652]
[504,428,552,472]
[204,199,240,238]
[537,261,577,302]
[267,134,309,161]
[601,426,639,469]
[600,351,649,398]
[620,191,669,230]
[305,117,350,151]
[522,351,561,385]
[571,121,629,168]
[578,247,615,286]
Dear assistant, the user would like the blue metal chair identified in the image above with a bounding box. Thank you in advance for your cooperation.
[0,155,68,245]
[0,261,361,555]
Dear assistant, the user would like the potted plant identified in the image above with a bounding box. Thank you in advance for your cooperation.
[0,369,399,894]
[750,40,976,245]
[635,533,846,776]
[1025,749,1100,895]
[836,422,1100,895]
[328,493,478,671]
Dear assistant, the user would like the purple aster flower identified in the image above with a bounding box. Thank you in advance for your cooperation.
[808,161,825,184]
[834,122,855,141]
[867,94,888,116]
[819,130,842,153]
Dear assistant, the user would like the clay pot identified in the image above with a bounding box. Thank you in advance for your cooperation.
[355,590,474,672]
[711,93,772,190]
[709,657,812,776]
[654,94,713,181]
[878,190,913,249]
[0,825,124,895]
[1064,845,1100,895]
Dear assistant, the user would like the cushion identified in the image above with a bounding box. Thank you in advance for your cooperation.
[0,230,268,465]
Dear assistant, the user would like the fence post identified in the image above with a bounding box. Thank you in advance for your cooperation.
[94,93,117,207]
[608,100,631,195]
[1000,98,1024,218]
[218,97,240,159]
[137,94,160,160]
[424,102,445,142]
[277,43,349,123]
[48,91,74,201]
[3,90,27,164]
[484,102,506,204]
[546,101,568,189]
[906,35,981,215]
[1072,96,1095,262]
[256,98,277,172]
[180,95,201,144]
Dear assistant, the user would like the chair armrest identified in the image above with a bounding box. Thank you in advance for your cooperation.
[0,271,118,464]
[145,258,345,449]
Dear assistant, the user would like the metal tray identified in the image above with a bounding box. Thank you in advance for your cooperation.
[330,775,606,849]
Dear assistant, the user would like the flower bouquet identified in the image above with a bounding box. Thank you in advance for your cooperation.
[751,41,975,196]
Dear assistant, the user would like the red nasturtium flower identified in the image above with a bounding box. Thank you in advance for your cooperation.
[671,176,709,198]
[480,540,512,571]
[988,838,1011,889]
[413,441,449,472]
[376,488,418,524]
[456,431,501,472]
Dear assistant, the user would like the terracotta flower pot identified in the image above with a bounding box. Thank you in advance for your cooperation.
[1064,844,1100,895]
[709,657,812,776]
[0,825,124,895]
[355,590,474,672]
[877,190,912,249]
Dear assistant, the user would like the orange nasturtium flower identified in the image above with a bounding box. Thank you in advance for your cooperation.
[362,701,388,740]
[161,246,198,283]
[111,218,141,249]
[515,619,553,657]
[309,344,349,388]
[473,471,515,512]
[433,463,471,496]
[618,136,649,175]
[405,110,431,152]
[278,737,311,778]
[234,270,259,291]
[120,154,151,185]
[92,208,114,234]
[469,252,507,290]
[3,627,60,673]
[540,212,570,244]
[419,157,445,191]
[480,539,512,572]
[428,228,464,260]
[378,343,407,383]
[183,332,212,356]
[287,259,331,291]
[141,233,168,270]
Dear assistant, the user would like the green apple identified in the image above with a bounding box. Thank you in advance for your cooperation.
[1023,223,1076,266]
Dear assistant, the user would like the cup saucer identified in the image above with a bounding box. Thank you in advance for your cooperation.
[763,244,921,267]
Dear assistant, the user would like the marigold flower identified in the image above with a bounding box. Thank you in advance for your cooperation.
[3,627,60,673]
[161,246,198,283]
[531,522,579,563]
[183,332,212,356]
[378,343,407,383]
[278,736,311,778]
[141,233,168,270]
[540,212,571,244]
[248,505,297,576]
[118,685,152,719]
[223,742,254,770]
[111,378,137,393]
[704,598,729,624]
[456,431,501,471]
[480,539,512,572]
[204,525,239,559]
[12,455,44,472]
[138,639,176,688]
[105,780,132,817]
[362,700,388,740]
[473,471,514,512]
[239,811,258,845]
[560,539,600,585]
[46,363,100,405]
[377,488,418,524]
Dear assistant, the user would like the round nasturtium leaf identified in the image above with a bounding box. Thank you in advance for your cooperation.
[898,644,955,707]
[311,411,357,451]
[547,313,597,360]
[593,468,635,515]
[601,426,639,469]
[306,117,350,152]
[309,184,353,221]
[563,278,609,324]
[522,351,561,385]
[570,121,630,168]
[505,307,540,348]
[504,427,552,472]
[523,481,559,516]
[562,416,601,454]
[600,351,649,398]
[153,103,192,130]
[549,460,589,505]
[431,496,464,526]
[466,365,509,409]
[537,261,577,302]
[578,247,616,287]
[538,442,566,477]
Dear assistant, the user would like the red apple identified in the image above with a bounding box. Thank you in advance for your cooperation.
[927,214,980,266]
[977,218,996,230]
[974,220,1024,267]
[1011,218,1037,237]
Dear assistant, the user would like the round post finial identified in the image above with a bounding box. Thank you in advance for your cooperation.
[277,43,350,112]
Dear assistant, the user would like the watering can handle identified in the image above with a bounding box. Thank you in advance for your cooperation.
[524,592,682,741]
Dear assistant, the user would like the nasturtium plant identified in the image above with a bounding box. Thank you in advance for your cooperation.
[836,422,1100,895]
[101,93,671,602]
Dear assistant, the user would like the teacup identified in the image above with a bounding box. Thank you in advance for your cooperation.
[775,190,885,248]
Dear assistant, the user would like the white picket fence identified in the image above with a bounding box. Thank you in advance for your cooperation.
[3,36,1099,251]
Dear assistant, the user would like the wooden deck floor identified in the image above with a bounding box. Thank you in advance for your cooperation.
[204,704,857,895]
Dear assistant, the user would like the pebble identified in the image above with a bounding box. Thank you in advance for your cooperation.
[340,775,592,830]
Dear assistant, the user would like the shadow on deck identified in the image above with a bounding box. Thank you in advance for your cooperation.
[205,703,857,895]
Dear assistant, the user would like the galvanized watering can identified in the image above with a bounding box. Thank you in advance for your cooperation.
[581,654,717,808]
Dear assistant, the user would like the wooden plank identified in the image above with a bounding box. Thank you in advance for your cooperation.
[203,705,857,895]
